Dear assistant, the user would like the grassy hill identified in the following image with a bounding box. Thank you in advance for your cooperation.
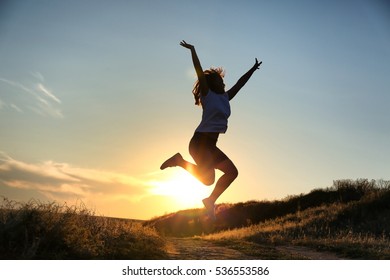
[1,179,389,259]
[147,179,390,235]
[146,179,390,259]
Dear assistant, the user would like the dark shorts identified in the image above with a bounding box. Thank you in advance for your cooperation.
[189,132,229,168]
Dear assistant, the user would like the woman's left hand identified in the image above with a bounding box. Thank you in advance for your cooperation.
[254,58,262,70]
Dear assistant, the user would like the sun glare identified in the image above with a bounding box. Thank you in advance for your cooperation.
[150,170,210,209]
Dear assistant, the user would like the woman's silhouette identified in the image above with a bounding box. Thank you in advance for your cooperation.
[161,40,262,219]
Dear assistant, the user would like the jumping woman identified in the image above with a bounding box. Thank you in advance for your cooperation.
[160,40,262,219]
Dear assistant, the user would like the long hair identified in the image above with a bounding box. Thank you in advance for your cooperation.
[192,67,225,106]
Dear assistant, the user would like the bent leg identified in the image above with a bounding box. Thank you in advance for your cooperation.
[179,159,215,186]
[207,159,238,204]
[160,153,215,186]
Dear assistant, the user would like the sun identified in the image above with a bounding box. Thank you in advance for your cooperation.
[150,170,210,208]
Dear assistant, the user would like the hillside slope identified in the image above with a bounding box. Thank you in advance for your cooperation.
[146,179,390,259]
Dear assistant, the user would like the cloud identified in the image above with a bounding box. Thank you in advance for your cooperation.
[37,83,61,104]
[0,73,63,118]
[0,152,152,205]
[0,152,194,219]
[10,103,23,113]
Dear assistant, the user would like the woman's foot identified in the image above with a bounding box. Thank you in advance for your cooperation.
[160,153,183,170]
[202,197,216,221]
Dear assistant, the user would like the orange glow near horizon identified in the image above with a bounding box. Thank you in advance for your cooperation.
[148,170,210,209]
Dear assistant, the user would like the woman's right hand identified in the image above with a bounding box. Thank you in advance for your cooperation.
[180,40,194,50]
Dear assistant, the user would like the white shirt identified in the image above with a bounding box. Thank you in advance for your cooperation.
[195,90,231,133]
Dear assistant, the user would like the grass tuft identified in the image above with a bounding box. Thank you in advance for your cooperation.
[0,197,166,259]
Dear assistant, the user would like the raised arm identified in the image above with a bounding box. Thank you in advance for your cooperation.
[180,40,209,96]
[227,58,262,100]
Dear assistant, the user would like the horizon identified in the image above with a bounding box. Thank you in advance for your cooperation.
[2,178,385,222]
[1,0,389,220]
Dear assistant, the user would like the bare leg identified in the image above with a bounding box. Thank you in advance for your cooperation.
[201,159,238,220]
[207,159,238,204]
[161,154,237,220]
[160,153,215,186]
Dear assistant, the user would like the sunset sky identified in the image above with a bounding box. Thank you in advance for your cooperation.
[1,0,389,219]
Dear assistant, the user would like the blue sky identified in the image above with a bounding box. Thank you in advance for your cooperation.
[1,0,389,219]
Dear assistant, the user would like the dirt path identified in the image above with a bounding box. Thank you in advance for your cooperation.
[276,245,344,260]
[166,237,344,260]
[166,237,253,260]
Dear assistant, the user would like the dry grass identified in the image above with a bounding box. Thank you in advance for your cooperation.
[0,197,167,259]
[202,187,390,259]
